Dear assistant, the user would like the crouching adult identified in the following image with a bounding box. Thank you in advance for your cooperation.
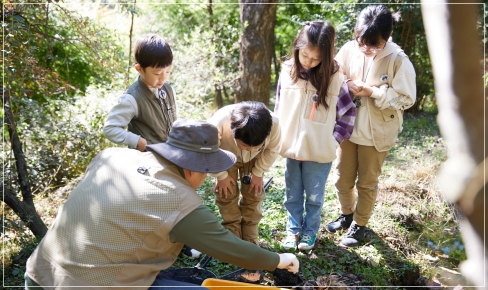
[25,119,299,290]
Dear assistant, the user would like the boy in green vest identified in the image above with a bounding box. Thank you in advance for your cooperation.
[103,34,177,152]
[104,34,200,258]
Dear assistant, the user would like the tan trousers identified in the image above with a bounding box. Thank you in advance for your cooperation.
[335,140,388,226]
[215,157,265,242]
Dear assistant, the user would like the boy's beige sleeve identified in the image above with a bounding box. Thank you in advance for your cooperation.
[251,113,281,177]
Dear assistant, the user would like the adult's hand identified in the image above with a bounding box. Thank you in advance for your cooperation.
[277,253,299,274]
[214,175,235,198]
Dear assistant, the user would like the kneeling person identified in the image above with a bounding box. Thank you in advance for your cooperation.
[25,119,297,289]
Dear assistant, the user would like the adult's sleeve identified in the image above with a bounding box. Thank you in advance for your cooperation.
[169,205,280,271]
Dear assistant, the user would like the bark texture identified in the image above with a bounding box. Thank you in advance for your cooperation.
[237,0,278,105]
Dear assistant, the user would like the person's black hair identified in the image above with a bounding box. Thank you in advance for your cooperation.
[134,34,173,69]
[230,101,273,147]
[354,5,401,47]
[289,21,339,110]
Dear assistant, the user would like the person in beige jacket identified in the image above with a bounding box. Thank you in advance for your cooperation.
[208,101,281,245]
[327,5,416,247]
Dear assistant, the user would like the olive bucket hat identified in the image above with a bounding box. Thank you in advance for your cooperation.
[146,119,236,173]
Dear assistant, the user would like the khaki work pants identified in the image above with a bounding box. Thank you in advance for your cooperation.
[335,140,388,226]
[215,157,265,243]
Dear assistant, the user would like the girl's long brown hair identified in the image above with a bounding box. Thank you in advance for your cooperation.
[289,21,339,109]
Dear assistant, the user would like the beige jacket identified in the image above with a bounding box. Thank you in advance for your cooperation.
[336,40,416,151]
[26,148,202,289]
[276,60,344,163]
[208,104,281,180]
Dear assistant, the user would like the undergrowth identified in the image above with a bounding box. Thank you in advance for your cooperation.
[2,111,469,288]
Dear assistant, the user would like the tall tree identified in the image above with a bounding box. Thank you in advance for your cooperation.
[237,0,278,105]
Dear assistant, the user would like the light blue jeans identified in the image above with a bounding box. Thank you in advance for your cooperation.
[284,158,332,237]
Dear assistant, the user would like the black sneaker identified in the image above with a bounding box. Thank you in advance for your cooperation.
[326,213,353,233]
[340,221,365,247]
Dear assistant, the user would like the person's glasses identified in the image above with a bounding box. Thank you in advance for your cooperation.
[355,41,384,53]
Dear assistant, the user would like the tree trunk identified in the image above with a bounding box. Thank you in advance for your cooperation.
[126,0,136,87]
[208,0,223,108]
[237,0,278,105]
[421,1,486,286]
[2,89,48,238]
[215,83,223,108]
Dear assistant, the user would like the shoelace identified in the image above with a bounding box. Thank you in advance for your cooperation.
[346,224,360,237]
[301,235,312,242]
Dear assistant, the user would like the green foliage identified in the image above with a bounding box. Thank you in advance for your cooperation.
[2,2,126,194]
[137,1,241,114]
[3,87,117,194]
[2,1,125,103]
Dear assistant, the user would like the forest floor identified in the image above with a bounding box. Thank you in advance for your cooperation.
[2,111,471,288]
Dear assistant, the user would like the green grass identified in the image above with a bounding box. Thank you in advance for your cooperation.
[2,111,469,287]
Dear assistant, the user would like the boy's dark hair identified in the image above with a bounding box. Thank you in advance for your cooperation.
[134,34,173,69]
[354,5,401,47]
[290,21,339,110]
[230,101,273,147]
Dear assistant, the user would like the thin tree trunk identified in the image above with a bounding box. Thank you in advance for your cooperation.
[237,0,278,105]
[215,84,223,108]
[273,43,279,86]
[126,0,136,87]
[208,0,224,108]
[223,85,229,101]
[2,89,48,238]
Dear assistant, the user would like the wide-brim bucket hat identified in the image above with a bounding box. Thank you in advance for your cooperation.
[146,119,236,173]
